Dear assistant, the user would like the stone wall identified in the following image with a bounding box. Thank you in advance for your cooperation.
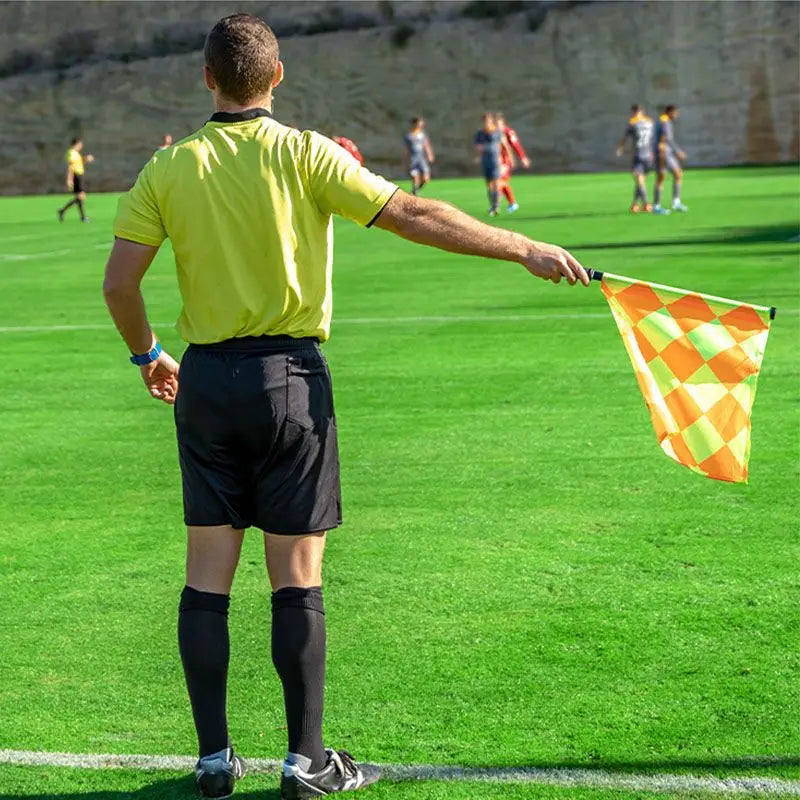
[0,0,797,194]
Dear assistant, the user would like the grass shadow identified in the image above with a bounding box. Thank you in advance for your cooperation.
[492,754,800,773]
[0,774,280,800]
[564,223,800,251]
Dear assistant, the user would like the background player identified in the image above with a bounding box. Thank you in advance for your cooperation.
[332,135,364,165]
[616,104,654,213]
[496,111,531,213]
[653,104,688,214]
[403,117,435,195]
[57,137,94,222]
[157,134,173,151]
[474,112,512,217]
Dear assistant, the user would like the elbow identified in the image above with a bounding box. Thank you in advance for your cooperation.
[102,274,134,304]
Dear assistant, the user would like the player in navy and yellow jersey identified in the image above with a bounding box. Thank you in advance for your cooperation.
[616,105,654,214]
[57,137,94,222]
[403,117,435,195]
[653,104,688,214]
[496,112,531,213]
[474,112,513,217]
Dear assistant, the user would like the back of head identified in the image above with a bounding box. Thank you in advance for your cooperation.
[70,136,81,147]
[204,14,279,105]
[631,104,641,115]
[496,112,506,125]
[664,104,677,116]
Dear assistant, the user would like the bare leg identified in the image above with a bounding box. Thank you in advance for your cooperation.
[671,167,684,206]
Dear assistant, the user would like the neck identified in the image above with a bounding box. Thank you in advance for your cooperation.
[214,93,272,114]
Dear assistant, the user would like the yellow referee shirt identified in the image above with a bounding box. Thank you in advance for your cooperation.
[66,148,84,176]
[113,109,397,344]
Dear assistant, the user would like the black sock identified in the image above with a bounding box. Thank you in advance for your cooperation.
[60,198,77,213]
[178,586,231,758]
[271,586,327,772]
[77,198,86,219]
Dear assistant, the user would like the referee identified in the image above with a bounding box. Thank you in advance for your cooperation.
[103,14,588,800]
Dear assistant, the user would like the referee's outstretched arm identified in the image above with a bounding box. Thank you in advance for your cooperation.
[373,190,589,286]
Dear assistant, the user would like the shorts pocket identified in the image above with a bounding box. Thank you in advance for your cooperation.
[286,353,334,431]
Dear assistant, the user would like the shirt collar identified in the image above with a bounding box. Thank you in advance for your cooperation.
[208,108,272,123]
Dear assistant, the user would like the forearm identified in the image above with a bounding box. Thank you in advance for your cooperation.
[103,284,155,354]
[375,192,530,263]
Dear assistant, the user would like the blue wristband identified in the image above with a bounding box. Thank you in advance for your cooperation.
[130,341,162,366]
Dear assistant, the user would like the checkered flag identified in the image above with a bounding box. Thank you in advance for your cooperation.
[595,271,775,483]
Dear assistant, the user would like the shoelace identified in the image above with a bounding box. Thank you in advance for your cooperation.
[332,749,358,778]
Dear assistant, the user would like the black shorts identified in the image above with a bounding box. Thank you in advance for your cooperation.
[174,335,341,534]
[72,175,83,194]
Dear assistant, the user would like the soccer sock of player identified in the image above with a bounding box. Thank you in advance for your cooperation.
[673,182,682,204]
[76,197,87,219]
[640,184,649,205]
[654,185,662,207]
[178,586,232,757]
[502,185,516,204]
[60,198,78,214]
[271,586,327,772]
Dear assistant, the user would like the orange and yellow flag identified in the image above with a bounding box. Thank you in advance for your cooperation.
[598,272,774,483]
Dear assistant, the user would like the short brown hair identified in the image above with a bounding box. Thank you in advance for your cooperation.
[204,14,279,105]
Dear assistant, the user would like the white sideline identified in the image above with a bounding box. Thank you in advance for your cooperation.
[0,749,798,795]
[0,243,109,261]
[0,313,610,335]
[1,309,796,335]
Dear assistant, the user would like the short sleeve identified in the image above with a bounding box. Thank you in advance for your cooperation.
[113,158,167,247]
[303,131,397,227]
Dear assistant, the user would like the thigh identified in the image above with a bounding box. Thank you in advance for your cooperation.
[264,530,327,591]
[186,525,245,594]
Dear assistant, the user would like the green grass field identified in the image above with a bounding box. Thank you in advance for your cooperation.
[0,167,798,799]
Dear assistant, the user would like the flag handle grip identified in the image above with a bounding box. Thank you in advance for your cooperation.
[588,268,776,319]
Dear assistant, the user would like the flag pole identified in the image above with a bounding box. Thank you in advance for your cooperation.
[587,268,775,318]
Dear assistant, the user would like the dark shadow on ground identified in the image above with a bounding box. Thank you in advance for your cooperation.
[510,210,625,222]
[0,774,280,800]
[509,755,800,772]
[562,223,800,251]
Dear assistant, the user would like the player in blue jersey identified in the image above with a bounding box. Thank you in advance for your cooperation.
[653,104,688,214]
[404,117,435,196]
[474,112,512,217]
[616,105,655,213]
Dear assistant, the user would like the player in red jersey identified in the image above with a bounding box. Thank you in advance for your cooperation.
[496,112,530,213]
[332,135,364,165]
